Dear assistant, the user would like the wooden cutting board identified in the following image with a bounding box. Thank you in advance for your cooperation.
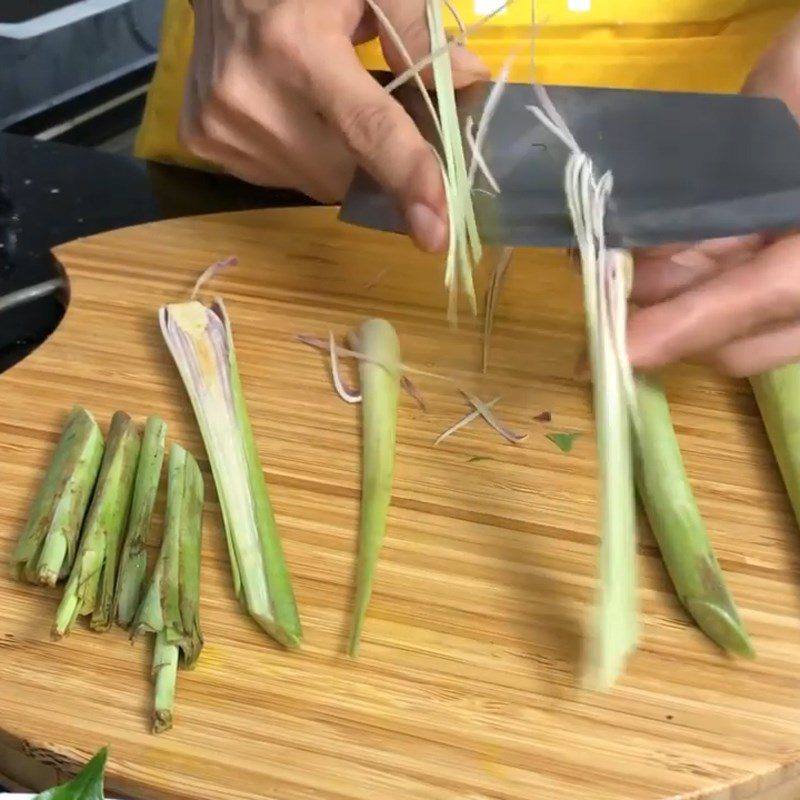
[2,207,800,800]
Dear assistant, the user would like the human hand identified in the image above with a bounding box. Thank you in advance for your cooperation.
[627,12,800,377]
[180,0,489,253]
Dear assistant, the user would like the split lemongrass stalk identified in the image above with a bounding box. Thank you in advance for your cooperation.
[349,319,402,656]
[133,443,204,733]
[133,443,204,661]
[530,96,639,690]
[12,406,104,586]
[115,416,167,629]
[751,365,800,524]
[54,412,141,637]
[634,374,754,657]
[159,298,302,647]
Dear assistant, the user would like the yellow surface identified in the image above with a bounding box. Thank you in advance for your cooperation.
[3,208,800,800]
[135,1,796,168]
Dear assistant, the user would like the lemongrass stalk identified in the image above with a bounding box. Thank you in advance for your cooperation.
[750,365,800,525]
[634,373,754,657]
[570,206,638,688]
[349,319,401,656]
[159,298,302,647]
[115,416,167,628]
[54,412,140,637]
[12,406,104,586]
[133,443,204,665]
[152,630,179,734]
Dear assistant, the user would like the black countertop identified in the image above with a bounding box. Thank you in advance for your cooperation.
[0,132,315,374]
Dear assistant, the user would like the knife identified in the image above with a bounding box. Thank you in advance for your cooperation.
[339,75,800,248]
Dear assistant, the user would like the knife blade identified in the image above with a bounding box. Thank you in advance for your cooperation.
[339,76,800,248]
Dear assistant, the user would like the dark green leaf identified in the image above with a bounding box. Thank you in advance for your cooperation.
[33,747,107,800]
[546,432,581,453]
[467,456,491,463]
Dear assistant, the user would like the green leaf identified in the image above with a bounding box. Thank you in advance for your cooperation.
[467,455,491,463]
[33,747,107,800]
[546,432,581,454]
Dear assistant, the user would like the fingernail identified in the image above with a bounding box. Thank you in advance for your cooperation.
[406,203,448,253]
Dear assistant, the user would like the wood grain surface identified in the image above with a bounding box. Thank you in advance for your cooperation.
[2,208,800,800]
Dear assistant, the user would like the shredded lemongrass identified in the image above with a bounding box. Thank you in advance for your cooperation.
[467,54,514,192]
[383,2,511,95]
[435,397,501,446]
[190,256,237,300]
[401,376,427,410]
[443,0,466,34]
[465,117,500,194]
[369,1,517,321]
[529,88,639,690]
[482,246,514,373]
[459,390,527,443]
[329,331,362,404]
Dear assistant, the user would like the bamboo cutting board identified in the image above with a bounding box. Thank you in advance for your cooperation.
[2,207,800,800]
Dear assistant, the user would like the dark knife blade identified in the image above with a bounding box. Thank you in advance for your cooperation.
[339,77,800,248]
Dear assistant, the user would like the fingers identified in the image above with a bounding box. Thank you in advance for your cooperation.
[631,234,765,306]
[708,320,800,377]
[627,235,800,371]
[305,24,448,251]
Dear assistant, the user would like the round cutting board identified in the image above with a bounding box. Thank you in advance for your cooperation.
[2,207,800,800]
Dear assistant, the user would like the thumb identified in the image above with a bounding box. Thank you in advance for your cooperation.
[375,0,490,88]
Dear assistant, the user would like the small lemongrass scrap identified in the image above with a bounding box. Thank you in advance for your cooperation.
[435,396,500,446]
[547,432,581,454]
[12,405,104,586]
[159,297,302,648]
[190,256,237,300]
[529,88,639,691]
[460,390,527,443]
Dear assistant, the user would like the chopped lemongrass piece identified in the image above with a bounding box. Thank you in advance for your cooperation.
[134,443,204,669]
[751,364,800,530]
[115,416,167,629]
[12,406,104,586]
[634,374,753,657]
[482,246,514,374]
[160,298,302,648]
[349,319,402,656]
[54,412,141,637]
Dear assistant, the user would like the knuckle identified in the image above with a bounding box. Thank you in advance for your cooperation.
[259,4,303,62]
[394,14,429,53]
[338,101,395,160]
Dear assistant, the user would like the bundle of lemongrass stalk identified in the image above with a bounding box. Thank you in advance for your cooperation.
[12,406,205,732]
